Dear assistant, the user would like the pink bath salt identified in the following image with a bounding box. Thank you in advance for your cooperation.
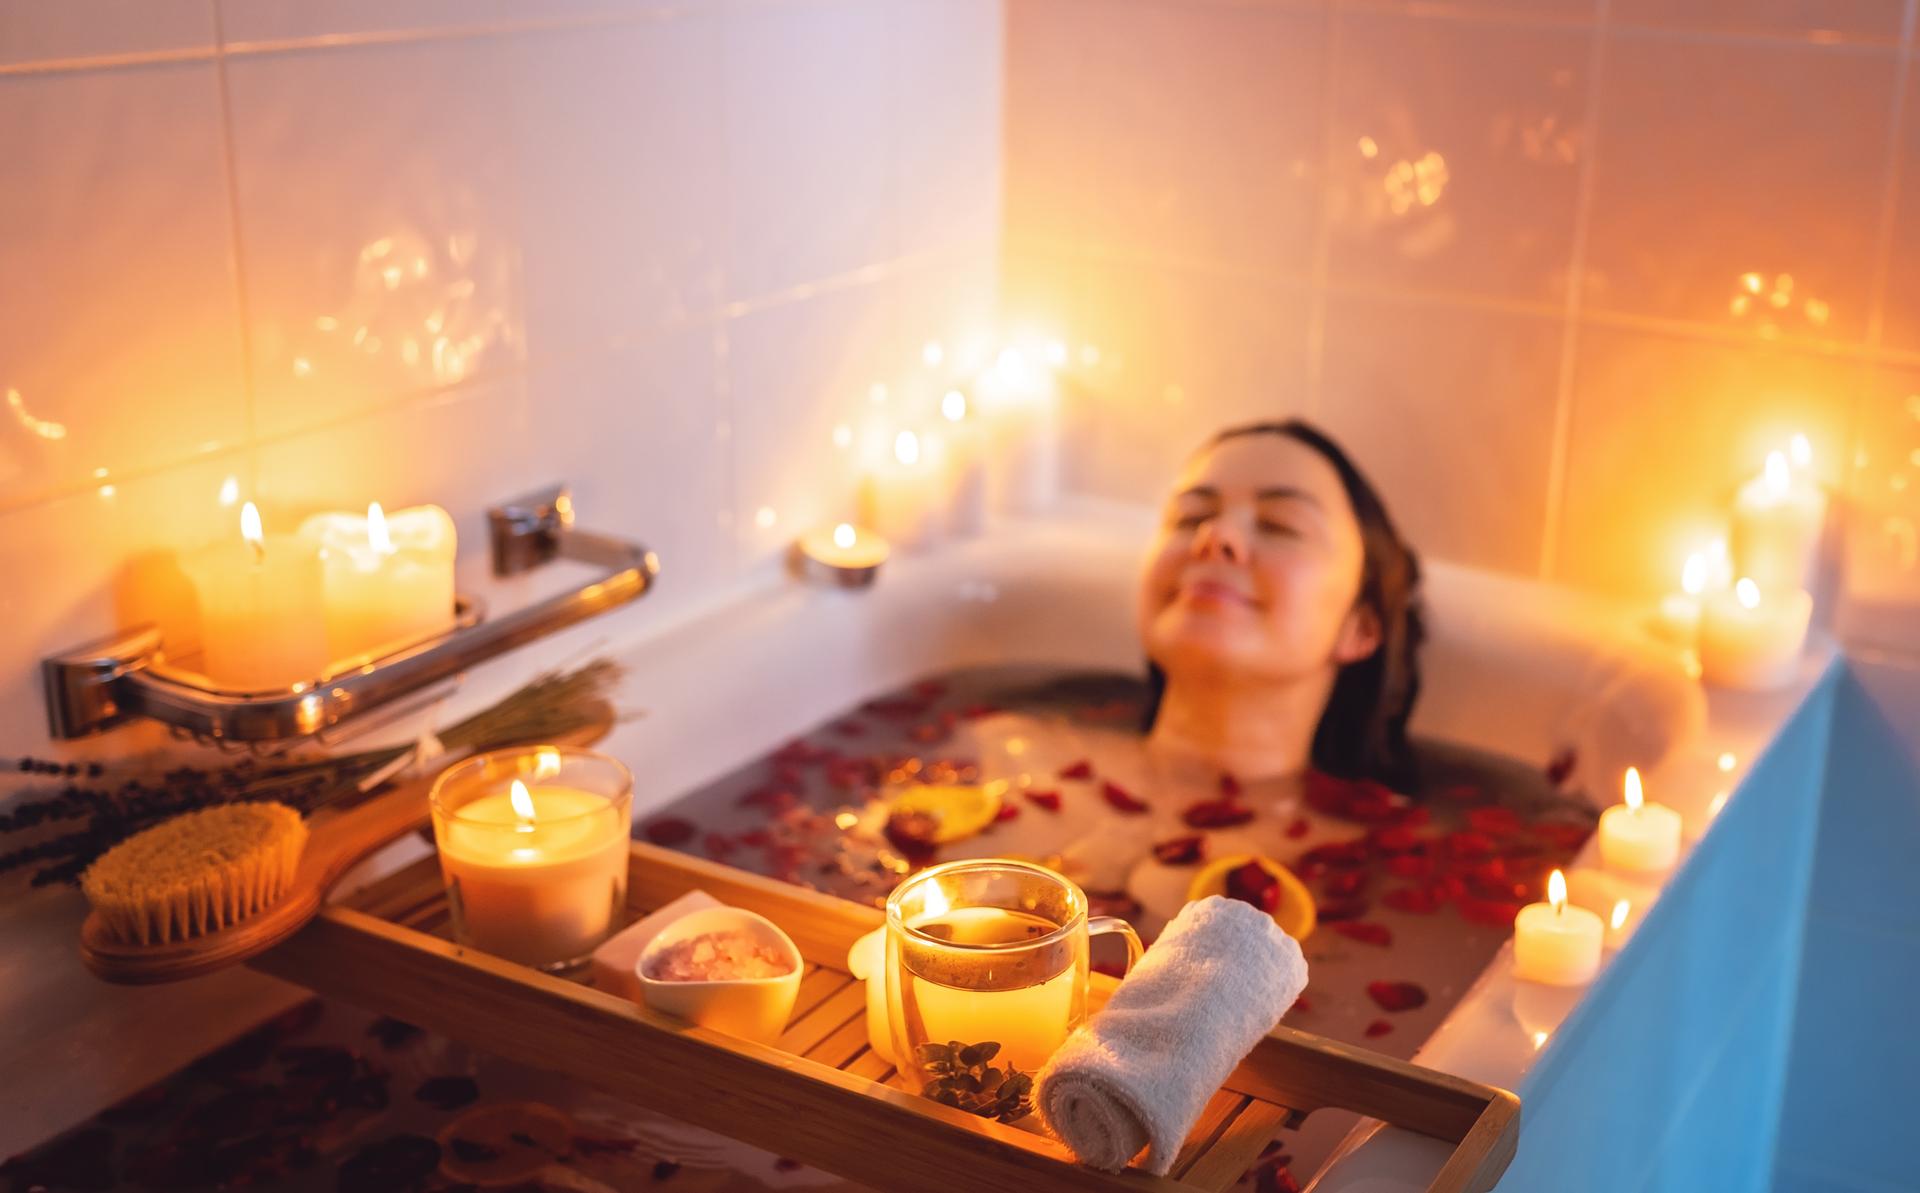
[646,930,793,982]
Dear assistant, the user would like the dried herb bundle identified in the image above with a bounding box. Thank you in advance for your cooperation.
[0,659,625,888]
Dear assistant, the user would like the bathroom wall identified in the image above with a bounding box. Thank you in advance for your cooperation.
[0,0,1002,754]
[1002,0,1920,643]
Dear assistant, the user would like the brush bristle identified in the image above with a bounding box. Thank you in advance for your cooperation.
[81,802,308,946]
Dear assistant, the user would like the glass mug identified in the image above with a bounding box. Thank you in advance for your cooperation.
[885,859,1143,1120]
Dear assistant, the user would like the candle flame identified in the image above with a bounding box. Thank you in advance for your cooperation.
[1789,433,1811,471]
[833,522,856,550]
[1623,766,1643,812]
[942,390,967,422]
[894,430,921,466]
[1736,577,1761,610]
[1717,751,1736,772]
[240,501,265,561]
[366,501,393,554]
[1763,451,1791,496]
[1681,552,1708,596]
[1548,869,1567,912]
[921,881,951,919]
[1610,900,1630,931]
[509,778,536,822]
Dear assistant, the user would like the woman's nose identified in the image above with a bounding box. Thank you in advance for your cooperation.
[1192,515,1246,564]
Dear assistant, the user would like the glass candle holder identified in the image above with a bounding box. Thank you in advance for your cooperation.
[429,746,632,971]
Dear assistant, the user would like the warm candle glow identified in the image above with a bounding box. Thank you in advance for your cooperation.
[833,522,856,550]
[1735,577,1761,610]
[366,501,392,554]
[240,501,265,560]
[1717,752,1737,772]
[941,390,967,421]
[1762,451,1791,496]
[1548,869,1567,912]
[894,430,921,467]
[509,778,536,822]
[1681,552,1708,596]
[1610,900,1630,931]
[921,880,951,919]
[1789,433,1812,471]
[1623,767,1643,813]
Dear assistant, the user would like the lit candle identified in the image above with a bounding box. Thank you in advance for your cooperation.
[1698,577,1812,691]
[1731,442,1827,590]
[973,345,1061,514]
[180,501,328,690]
[1565,868,1658,951]
[1651,550,1713,646]
[795,522,889,588]
[300,502,456,668]
[862,429,948,550]
[431,750,632,970]
[1513,869,1603,986]
[1599,767,1683,876]
[941,389,988,538]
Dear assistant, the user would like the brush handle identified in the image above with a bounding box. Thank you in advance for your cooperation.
[78,703,615,985]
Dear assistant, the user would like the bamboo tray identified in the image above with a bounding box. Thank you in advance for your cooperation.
[249,841,1519,1192]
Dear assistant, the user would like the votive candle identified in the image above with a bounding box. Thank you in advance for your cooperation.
[1513,870,1603,986]
[1598,767,1683,876]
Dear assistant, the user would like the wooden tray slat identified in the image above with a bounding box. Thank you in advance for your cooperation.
[257,840,1519,1193]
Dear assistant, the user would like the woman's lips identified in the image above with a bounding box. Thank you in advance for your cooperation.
[1179,579,1256,609]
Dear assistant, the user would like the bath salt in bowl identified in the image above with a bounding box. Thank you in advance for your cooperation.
[636,906,803,1045]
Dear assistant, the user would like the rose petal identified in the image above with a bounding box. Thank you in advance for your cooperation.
[1386,854,1434,879]
[1321,870,1368,898]
[1059,759,1095,781]
[1363,1019,1394,1039]
[1315,896,1371,922]
[1284,817,1311,840]
[1383,885,1444,915]
[1546,747,1578,786]
[1024,790,1063,813]
[1152,835,1206,866]
[1101,781,1149,814]
[1219,772,1242,798]
[1366,980,1429,1012]
[1182,799,1254,829]
[644,817,697,847]
[1467,807,1523,836]
[993,802,1021,823]
[1224,861,1281,913]
[1330,921,1393,947]
[703,833,737,859]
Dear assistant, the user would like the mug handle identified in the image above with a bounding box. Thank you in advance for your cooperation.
[1088,916,1144,976]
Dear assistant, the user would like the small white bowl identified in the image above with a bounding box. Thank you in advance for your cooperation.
[635,907,803,1045]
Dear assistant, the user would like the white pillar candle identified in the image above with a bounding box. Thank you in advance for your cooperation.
[300,502,457,668]
[1513,870,1604,986]
[974,346,1061,515]
[435,777,630,969]
[940,389,989,538]
[1699,578,1812,691]
[862,429,948,551]
[180,501,328,691]
[1598,767,1684,876]
[1730,446,1827,591]
[1650,550,1713,646]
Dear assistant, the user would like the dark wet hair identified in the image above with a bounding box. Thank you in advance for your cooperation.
[1142,419,1427,791]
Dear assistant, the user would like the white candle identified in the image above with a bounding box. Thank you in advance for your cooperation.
[847,926,896,1065]
[796,521,890,587]
[1699,577,1812,691]
[862,429,948,550]
[1650,550,1713,646]
[1513,870,1603,986]
[435,777,630,968]
[1731,445,1827,591]
[300,502,456,668]
[974,346,1060,514]
[940,389,988,538]
[1599,767,1684,876]
[180,501,328,690]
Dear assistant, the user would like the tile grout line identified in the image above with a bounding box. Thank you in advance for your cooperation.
[1537,0,1614,582]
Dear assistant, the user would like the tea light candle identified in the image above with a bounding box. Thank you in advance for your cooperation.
[1699,578,1812,691]
[796,522,889,588]
[1513,870,1603,986]
[300,502,456,667]
[180,501,328,691]
[434,769,631,969]
[862,430,947,550]
[941,389,988,538]
[1599,767,1683,876]
[1731,444,1827,590]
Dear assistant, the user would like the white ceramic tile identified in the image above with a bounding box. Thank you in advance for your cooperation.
[0,63,248,509]
[1318,295,1564,573]
[224,38,527,439]
[726,279,899,564]
[1001,0,1094,255]
[892,0,1002,257]
[723,0,897,303]
[506,14,727,361]
[216,0,653,45]
[0,0,213,67]
[1838,367,1920,653]
[1879,67,1920,354]
[1327,11,1591,304]
[1064,260,1314,501]
[1609,0,1906,41]
[1581,35,1897,342]
[1557,325,1863,598]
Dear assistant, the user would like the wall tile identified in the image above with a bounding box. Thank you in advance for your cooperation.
[1840,367,1920,652]
[1319,295,1564,572]
[1581,35,1896,342]
[1879,66,1920,353]
[1609,0,1907,41]
[893,0,1002,258]
[0,0,213,67]
[0,62,247,510]
[224,37,527,439]
[724,0,896,303]
[1327,11,1590,304]
[506,14,727,362]
[216,0,650,45]
[1002,0,1094,255]
[1557,325,1861,597]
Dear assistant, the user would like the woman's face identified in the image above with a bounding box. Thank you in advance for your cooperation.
[1139,433,1380,686]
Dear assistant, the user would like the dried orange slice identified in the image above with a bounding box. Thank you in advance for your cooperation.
[435,1101,573,1187]
[887,782,1007,844]
[1187,854,1317,941]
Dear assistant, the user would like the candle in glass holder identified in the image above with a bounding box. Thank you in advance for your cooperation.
[300,502,456,667]
[1699,577,1811,691]
[180,501,327,690]
[431,748,633,970]
[1731,445,1827,590]
[1599,767,1683,877]
[1513,870,1603,986]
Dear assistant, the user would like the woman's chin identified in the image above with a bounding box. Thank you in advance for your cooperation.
[1148,618,1271,676]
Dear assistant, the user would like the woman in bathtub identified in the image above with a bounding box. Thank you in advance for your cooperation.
[940,418,1426,933]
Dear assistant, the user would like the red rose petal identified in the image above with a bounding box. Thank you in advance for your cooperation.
[643,817,697,847]
[1321,870,1368,898]
[1445,831,1496,860]
[1546,747,1577,786]
[1182,799,1254,829]
[1467,807,1523,836]
[1224,861,1281,913]
[1299,840,1370,870]
[1102,780,1149,814]
[1151,835,1206,866]
[1315,896,1371,922]
[1384,885,1444,914]
[911,679,948,700]
[1024,789,1063,813]
[1330,921,1393,947]
[738,828,772,847]
[1291,994,1313,1013]
[1366,980,1429,1012]
[772,739,828,765]
[1368,825,1421,854]
[1386,853,1435,879]
[1284,816,1311,840]
[1059,759,1095,780]
[993,802,1021,823]
[1219,772,1242,798]
[1439,783,1490,805]
[702,833,736,859]
[1364,1019,1394,1039]
[908,723,949,744]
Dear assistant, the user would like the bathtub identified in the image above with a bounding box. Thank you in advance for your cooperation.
[4,499,1839,1187]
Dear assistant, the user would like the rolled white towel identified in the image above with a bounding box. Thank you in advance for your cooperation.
[1035,895,1307,1174]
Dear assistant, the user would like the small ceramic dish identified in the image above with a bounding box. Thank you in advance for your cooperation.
[636,906,803,1045]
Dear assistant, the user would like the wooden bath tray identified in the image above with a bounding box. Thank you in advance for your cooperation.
[248,841,1519,1192]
